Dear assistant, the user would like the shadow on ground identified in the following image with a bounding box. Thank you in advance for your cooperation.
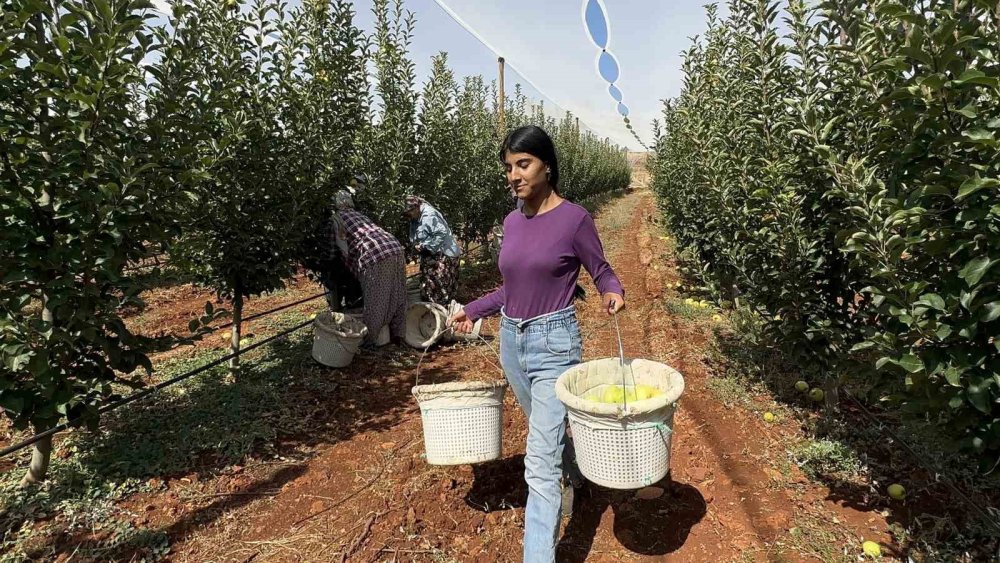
[465,455,528,512]
[558,476,707,561]
[709,327,1000,560]
[1,324,469,561]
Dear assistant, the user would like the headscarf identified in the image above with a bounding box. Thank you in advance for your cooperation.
[333,189,355,210]
[404,195,424,213]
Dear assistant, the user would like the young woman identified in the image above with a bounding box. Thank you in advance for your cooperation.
[449,125,624,562]
[403,195,462,304]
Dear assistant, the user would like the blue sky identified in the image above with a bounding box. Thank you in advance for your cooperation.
[351,0,728,150]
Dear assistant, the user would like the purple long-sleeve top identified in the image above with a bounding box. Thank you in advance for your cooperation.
[464,201,624,321]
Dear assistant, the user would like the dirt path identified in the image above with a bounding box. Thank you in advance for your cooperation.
[153,174,896,561]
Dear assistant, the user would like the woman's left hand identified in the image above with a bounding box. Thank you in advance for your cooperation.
[603,293,625,315]
[448,308,474,333]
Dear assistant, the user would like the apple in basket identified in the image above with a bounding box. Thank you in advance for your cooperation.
[587,384,663,404]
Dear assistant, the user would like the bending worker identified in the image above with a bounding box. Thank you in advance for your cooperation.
[403,195,462,305]
[331,189,407,349]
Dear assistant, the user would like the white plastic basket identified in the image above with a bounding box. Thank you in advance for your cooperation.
[404,302,449,349]
[411,381,507,465]
[555,358,684,489]
[312,311,368,368]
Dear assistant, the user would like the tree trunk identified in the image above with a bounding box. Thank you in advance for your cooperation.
[20,431,53,487]
[823,375,840,414]
[229,293,243,373]
[22,295,52,483]
[24,164,55,485]
[20,433,53,487]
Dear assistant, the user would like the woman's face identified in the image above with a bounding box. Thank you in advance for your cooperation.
[503,151,549,201]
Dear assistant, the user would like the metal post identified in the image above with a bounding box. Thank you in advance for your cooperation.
[497,57,506,134]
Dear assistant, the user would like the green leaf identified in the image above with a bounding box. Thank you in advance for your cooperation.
[961,289,980,311]
[956,176,999,201]
[959,256,997,286]
[936,324,953,340]
[920,74,946,91]
[952,102,977,119]
[898,354,924,373]
[188,319,200,333]
[967,383,990,414]
[917,293,945,310]
[943,368,962,387]
[981,302,1000,323]
[953,69,999,87]
[33,61,64,77]
[850,341,876,353]
[962,128,995,144]
[875,4,909,17]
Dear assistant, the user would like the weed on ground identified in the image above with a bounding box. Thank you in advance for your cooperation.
[687,296,1000,561]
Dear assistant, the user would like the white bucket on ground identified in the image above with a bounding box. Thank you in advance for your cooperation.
[555,358,685,489]
[312,311,368,368]
[404,302,449,349]
[411,381,508,465]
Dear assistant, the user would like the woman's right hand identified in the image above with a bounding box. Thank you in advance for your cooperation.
[449,308,474,333]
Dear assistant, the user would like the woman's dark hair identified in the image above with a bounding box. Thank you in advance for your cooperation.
[500,125,560,188]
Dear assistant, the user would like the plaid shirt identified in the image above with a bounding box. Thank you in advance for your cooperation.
[338,209,404,276]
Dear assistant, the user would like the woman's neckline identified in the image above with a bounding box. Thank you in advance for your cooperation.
[521,199,567,219]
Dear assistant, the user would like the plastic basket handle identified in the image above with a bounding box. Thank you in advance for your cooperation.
[610,301,639,414]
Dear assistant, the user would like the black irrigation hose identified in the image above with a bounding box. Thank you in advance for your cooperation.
[840,388,1000,535]
[1,267,441,459]
[0,317,315,459]
[215,291,330,331]
[201,270,422,332]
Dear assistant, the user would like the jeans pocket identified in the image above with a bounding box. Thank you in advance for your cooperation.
[545,324,574,356]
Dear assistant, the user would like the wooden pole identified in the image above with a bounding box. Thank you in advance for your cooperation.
[497,57,506,135]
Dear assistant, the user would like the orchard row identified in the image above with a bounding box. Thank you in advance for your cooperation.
[651,0,1000,462]
[0,0,630,479]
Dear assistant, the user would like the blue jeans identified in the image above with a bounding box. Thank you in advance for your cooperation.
[500,306,583,563]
